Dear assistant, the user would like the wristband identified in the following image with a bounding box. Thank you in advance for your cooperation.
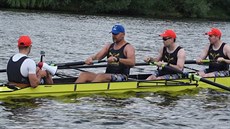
[116,57,120,62]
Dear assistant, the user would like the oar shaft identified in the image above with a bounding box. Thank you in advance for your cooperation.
[0,69,6,73]
[57,61,85,67]
[200,78,230,91]
[57,60,106,69]
[164,66,230,92]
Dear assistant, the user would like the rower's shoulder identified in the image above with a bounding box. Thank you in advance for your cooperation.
[102,42,113,49]
[223,42,230,50]
[125,43,135,50]
[223,42,230,47]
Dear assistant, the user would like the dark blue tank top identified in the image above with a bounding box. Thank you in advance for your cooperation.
[7,56,30,84]
[105,43,130,76]
[208,43,229,72]
[158,46,182,75]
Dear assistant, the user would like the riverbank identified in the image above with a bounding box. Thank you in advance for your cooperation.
[1,0,230,20]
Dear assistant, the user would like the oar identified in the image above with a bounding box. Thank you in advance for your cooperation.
[62,60,209,69]
[0,69,6,73]
[57,61,205,69]
[0,60,106,73]
[0,59,212,72]
[184,59,210,64]
[57,60,107,69]
[184,66,199,72]
[40,51,45,62]
[154,63,230,91]
[189,74,230,91]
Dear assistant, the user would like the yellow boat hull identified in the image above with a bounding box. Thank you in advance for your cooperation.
[0,76,229,99]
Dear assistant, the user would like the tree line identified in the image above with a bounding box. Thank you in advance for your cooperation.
[1,0,230,20]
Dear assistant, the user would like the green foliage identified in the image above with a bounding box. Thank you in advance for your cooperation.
[210,0,230,14]
[79,0,131,13]
[5,0,71,9]
[175,0,210,18]
[1,0,230,19]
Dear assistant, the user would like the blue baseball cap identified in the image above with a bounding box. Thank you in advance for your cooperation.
[111,24,125,35]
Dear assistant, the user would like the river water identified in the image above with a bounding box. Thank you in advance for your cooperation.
[0,10,230,129]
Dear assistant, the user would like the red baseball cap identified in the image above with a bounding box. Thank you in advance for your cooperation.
[18,35,32,47]
[159,29,176,39]
[205,28,221,37]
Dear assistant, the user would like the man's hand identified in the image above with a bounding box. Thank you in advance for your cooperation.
[155,61,167,67]
[217,57,225,63]
[85,56,94,65]
[144,57,151,63]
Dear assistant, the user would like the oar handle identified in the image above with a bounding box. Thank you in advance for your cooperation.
[185,60,210,64]
[40,51,45,62]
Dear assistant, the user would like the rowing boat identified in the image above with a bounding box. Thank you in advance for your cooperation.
[0,74,229,99]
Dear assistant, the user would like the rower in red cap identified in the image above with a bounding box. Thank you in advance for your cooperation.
[196,28,230,77]
[144,29,186,80]
[6,35,53,88]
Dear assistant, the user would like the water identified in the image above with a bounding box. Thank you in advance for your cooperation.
[0,10,230,129]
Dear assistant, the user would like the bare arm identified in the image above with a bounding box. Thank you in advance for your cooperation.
[196,44,209,63]
[28,74,40,88]
[218,44,230,64]
[29,68,48,88]
[120,44,136,67]
[169,48,186,71]
[144,47,163,63]
[85,43,111,64]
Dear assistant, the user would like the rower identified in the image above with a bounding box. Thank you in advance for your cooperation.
[196,28,230,77]
[144,29,186,80]
[75,23,136,83]
[6,35,53,88]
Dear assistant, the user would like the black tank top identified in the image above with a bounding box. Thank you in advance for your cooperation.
[208,43,229,72]
[7,56,30,84]
[158,46,182,75]
[105,43,130,76]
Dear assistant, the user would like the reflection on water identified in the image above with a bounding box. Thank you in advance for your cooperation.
[0,91,229,128]
[1,98,42,122]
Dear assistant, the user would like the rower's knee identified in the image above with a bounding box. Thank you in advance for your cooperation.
[93,73,110,82]
[146,75,157,80]
[197,71,205,77]
[75,72,89,83]
[203,73,215,78]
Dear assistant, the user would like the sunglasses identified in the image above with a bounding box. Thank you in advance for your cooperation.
[162,37,171,41]
[112,33,119,35]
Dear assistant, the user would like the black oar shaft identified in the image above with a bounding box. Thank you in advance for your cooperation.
[0,69,6,73]
[57,61,85,67]
[200,78,230,91]
[57,60,106,68]
[161,65,230,92]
